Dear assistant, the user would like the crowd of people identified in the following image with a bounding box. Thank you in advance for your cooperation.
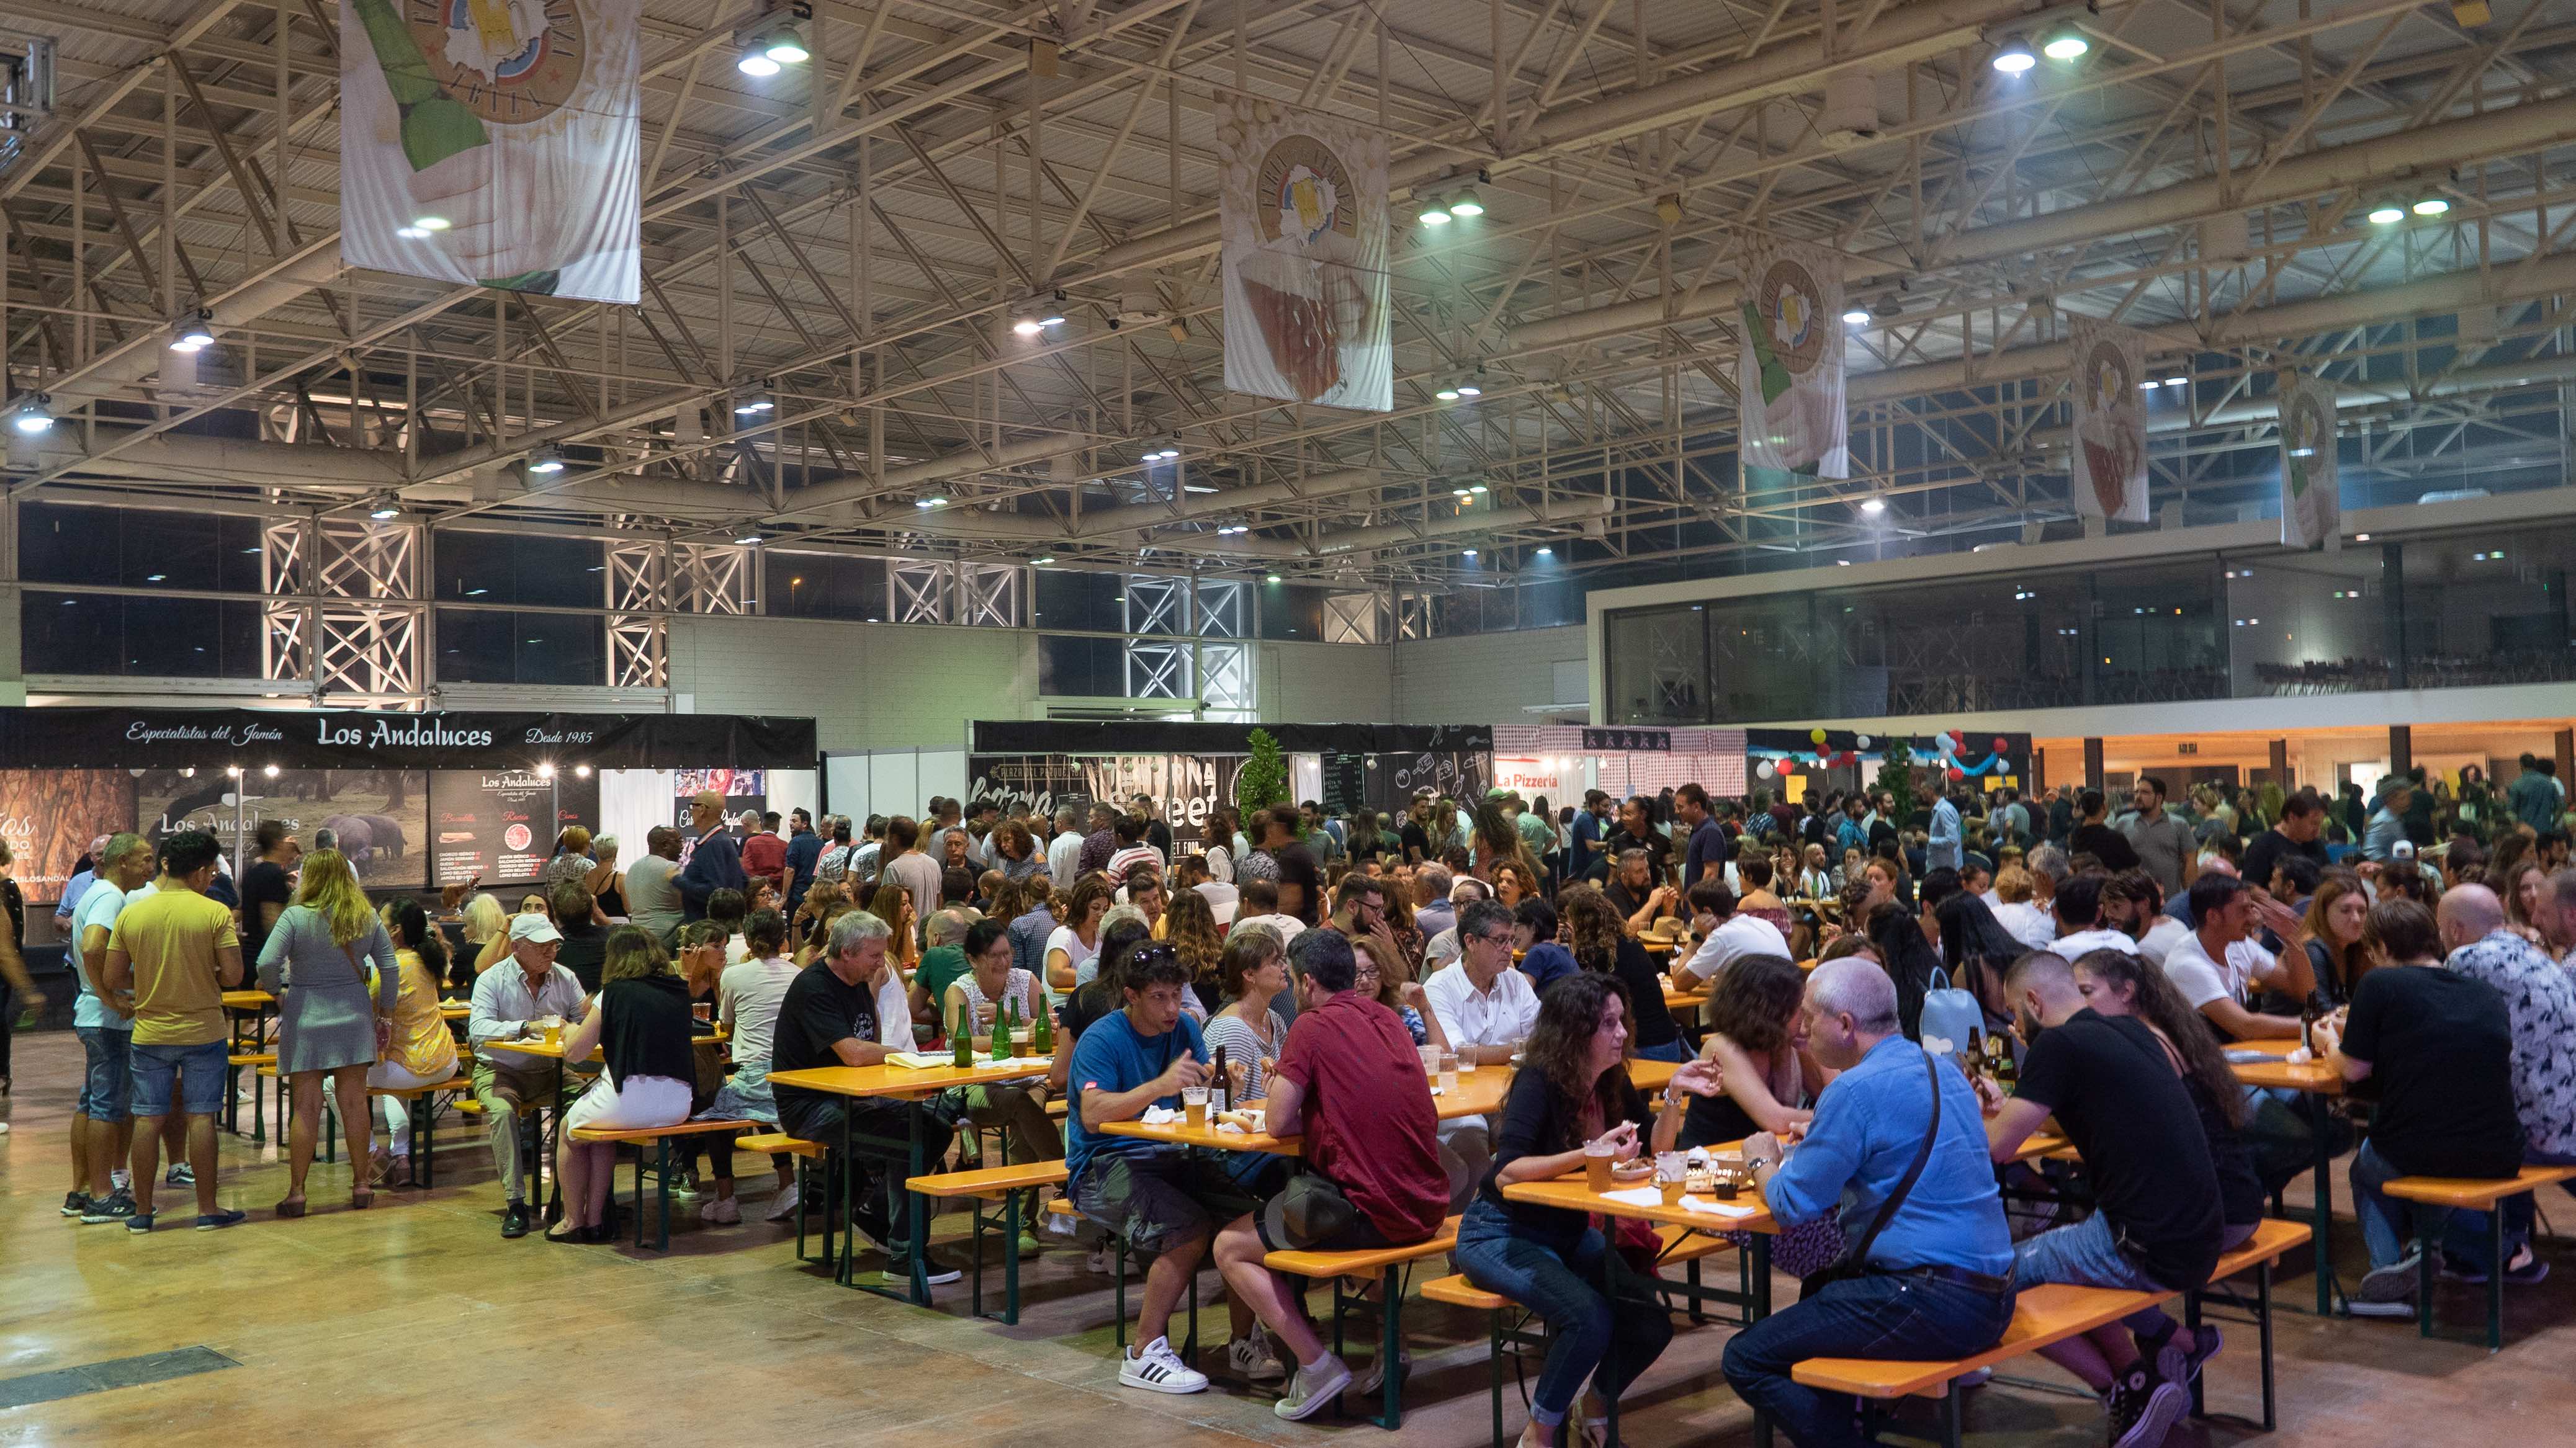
[31,757,2576,1448]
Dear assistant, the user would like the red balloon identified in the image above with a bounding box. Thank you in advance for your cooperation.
[1950,730,1967,748]
[1947,766,1965,782]
[1991,736,2009,754]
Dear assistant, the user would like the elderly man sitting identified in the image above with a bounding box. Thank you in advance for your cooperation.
[770,910,961,1288]
[466,913,589,1239]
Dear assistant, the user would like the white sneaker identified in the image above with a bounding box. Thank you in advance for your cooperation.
[1087,1243,1116,1275]
[699,1197,742,1225]
[765,1182,801,1222]
[110,1169,132,1192]
[1274,1352,1353,1421]
[1229,1328,1288,1386]
[1119,1336,1209,1395]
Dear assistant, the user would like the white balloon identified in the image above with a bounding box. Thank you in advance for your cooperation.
[1854,735,1872,749]
[1756,760,1776,779]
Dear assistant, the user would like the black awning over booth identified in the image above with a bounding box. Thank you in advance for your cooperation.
[969,721,1489,755]
[0,707,816,771]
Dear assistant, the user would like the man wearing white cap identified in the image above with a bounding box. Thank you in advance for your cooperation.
[467,913,589,1238]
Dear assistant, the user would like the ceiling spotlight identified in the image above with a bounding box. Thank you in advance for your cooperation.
[1991,35,2037,73]
[1435,382,1461,401]
[1453,487,1474,498]
[1265,573,1283,583]
[2138,378,2163,392]
[1013,318,1043,337]
[1448,186,1483,217]
[366,494,403,520]
[1032,555,1054,565]
[1461,548,1478,558]
[763,19,810,64]
[1470,482,1489,494]
[9,395,52,434]
[1139,437,1180,461]
[1217,522,1249,535]
[737,7,809,74]
[1417,195,1452,226]
[1871,290,1905,320]
[169,308,215,352]
[1456,380,1483,398]
[2163,375,2188,387]
[525,444,566,475]
[915,494,947,509]
[1859,497,1888,516]
[738,50,779,76]
[2367,201,2407,225]
[411,213,452,232]
[734,532,764,544]
[2412,196,2451,217]
[2042,27,2088,60]
[1841,306,1870,326]
[1534,545,1553,556]
[734,387,776,416]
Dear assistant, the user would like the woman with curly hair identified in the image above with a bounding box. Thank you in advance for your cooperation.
[1161,885,1228,1014]
[864,882,918,972]
[1490,859,1538,911]
[1561,885,1684,1061]
[1677,954,1813,1148]
[1455,973,1713,1447]
[1046,872,1116,995]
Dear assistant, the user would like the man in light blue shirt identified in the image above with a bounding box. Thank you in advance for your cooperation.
[1928,790,1964,872]
[2364,782,2412,862]
[1723,959,2016,1448]
[68,832,154,1221]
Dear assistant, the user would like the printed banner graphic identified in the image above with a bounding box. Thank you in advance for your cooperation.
[1738,239,1849,478]
[1219,96,1391,411]
[2070,316,2150,523]
[2279,376,2341,550]
[342,0,642,302]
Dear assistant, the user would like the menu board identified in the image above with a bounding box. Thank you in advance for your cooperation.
[430,770,599,887]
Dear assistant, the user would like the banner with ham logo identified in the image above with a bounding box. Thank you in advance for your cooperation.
[1218,96,1391,412]
[2278,375,2341,550]
[2070,316,2150,523]
[1738,239,1848,478]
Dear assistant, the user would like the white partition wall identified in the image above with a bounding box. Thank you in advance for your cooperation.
[599,769,676,860]
[823,748,968,825]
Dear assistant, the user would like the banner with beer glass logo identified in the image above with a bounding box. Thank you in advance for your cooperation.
[1218,96,1391,412]
[2278,375,2341,549]
[1738,239,1849,478]
[341,0,642,303]
[2070,316,2150,523]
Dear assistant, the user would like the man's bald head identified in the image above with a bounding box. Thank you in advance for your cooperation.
[2438,883,2505,952]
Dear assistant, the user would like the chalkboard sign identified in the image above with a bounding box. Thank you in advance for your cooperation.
[1320,749,1366,817]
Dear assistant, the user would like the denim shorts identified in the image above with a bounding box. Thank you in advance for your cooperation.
[76,1026,134,1122]
[130,1039,230,1118]
[2009,1209,2163,1294]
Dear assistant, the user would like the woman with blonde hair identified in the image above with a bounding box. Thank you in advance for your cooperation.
[541,826,595,890]
[2300,872,2373,1006]
[462,891,510,978]
[368,898,460,1184]
[256,849,398,1215]
[585,836,627,918]
[549,926,694,1243]
[1161,886,1227,1012]
[865,882,920,970]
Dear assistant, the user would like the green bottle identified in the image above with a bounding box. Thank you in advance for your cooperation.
[1030,997,1053,1057]
[950,997,973,1067]
[1739,297,1793,404]
[992,998,1015,1063]
[348,0,562,295]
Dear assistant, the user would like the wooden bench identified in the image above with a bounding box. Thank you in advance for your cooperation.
[565,1119,758,1250]
[2382,1164,2576,1350]
[368,1075,471,1189]
[905,1160,1072,1323]
[223,1052,277,1142]
[1261,1214,1463,1431]
[734,1133,827,1264]
[1425,1227,1740,1448]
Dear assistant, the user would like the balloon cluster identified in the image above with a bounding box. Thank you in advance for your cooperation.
[1923,730,2016,782]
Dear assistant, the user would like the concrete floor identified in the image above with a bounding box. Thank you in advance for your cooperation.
[4,1026,2573,1447]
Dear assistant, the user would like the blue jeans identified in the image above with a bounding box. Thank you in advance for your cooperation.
[1635,1037,1692,1064]
[76,1026,134,1122]
[2011,1210,2181,1339]
[2378,1142,2576,1267]
[1723,1272,2016,1448]
[130,1039,229,1117]
[1455,1200,1674,1427]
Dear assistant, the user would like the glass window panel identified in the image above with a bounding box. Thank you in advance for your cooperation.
[436,609,602,685]
[18,504,267,591]
[1038,635,1124,696]
[20,592,264,677]
[2398,528,2576,688]
[2225,550,2392,695]
[1259,582,1326,640]
[434,530,606,609]
[1032,569,1121,633]
[1519,575,1585,630]
[1604,604,1712,724]
[1825,573,2082,715]
[766,552,888,620]
[2091,560,2225,705]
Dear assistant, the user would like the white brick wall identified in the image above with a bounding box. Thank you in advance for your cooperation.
[1392,625,1587,724]
[668,614,1038,752]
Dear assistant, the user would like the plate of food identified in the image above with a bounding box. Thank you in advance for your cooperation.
[1609,1159,1654,1184]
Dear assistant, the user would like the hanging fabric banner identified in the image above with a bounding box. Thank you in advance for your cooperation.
[341,0,643,304]
[1737,239,1849,478]
[2069,316,2150,522]
[2278,375,2341,549]
[1218,96,1392,412]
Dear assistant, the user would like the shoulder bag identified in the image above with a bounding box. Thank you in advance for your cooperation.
[1798,1047,1942,1297]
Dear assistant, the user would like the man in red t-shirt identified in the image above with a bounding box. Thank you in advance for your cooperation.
[740,810,789,897]
[1212,928,1445,1420]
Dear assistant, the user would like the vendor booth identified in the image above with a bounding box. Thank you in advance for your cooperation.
[0,707,817,908]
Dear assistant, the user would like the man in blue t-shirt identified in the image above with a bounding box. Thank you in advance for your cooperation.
[68,832,158,1222]
[1067,942,1259,1398]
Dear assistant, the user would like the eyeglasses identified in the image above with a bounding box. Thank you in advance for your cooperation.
[1129,944,1179,963]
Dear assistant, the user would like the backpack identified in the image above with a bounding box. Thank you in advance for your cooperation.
[1915,966,1986,1058]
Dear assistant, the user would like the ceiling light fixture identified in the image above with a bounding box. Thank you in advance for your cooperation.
[1860,497,1887,515]
[734,532,764,545]
[2042,26,2088,60]
[1448,185,1483,217]
[738,4,810,74]
[1654,192,1683,225]
[734,387,776,416]
[915,494,948,509]
[524,444,567,475]
[1990,35,2037,73]
[9,395,52,435]
[1265,573,1283,583]
[2367,201,2408,225]
[1461,548,1478,558]
[1842,306,1870,325]
[1139,437,1180,461]
[1417,195,1452,226]
[2412,196,2451,216]
[366,494,403,520]
[1435,382,1461,401]
[1032,555,1054,565]
[2163,375,2188,387]
[169,307,215,352]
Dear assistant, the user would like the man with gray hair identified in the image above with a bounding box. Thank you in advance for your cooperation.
[626,825,686,945]
[66,831,156,1223]
[1046,805,1086,887]
[1421,896,1538,1208]
[768,909,961,1289]
[1722,957,2016,1447]
[2436,882,2576,1276]
[678,789,746,921]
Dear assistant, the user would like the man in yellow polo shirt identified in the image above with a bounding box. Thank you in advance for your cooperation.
[102,830,246,1232]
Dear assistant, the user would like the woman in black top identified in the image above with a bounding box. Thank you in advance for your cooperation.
[1454,973,1715,1446]
[551,927,695,1243]
[1677,955,1814,1149]
[1563,886,1682,1061]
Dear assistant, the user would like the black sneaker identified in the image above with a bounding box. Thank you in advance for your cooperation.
[62,1191,91,1218]
[2152,1325,2222,1386]
[2112,1365,2189,1448]
[501,1202,532,1239]
[81,1192,137,1225]
[2104,1372,2147,1445]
